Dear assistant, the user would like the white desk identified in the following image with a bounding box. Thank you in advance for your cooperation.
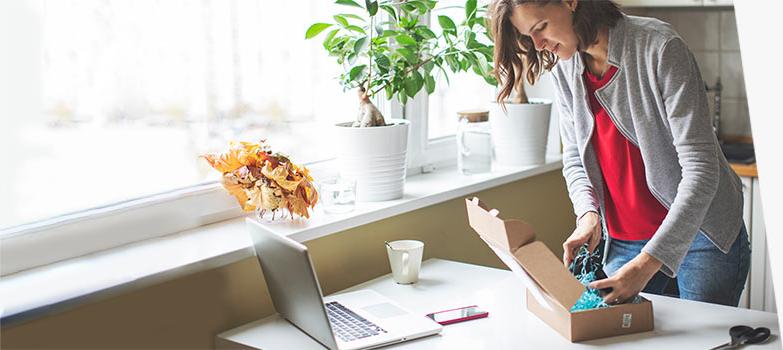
[217,259,782,349]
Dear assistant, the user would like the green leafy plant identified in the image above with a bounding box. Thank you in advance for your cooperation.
[306,0,496,127]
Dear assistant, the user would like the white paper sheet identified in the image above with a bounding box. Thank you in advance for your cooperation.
[484,238,553,311]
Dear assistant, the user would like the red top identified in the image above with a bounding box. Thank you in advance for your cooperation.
[584,65,668,241]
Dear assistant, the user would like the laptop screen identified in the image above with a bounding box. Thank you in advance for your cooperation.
[247,219,339,350]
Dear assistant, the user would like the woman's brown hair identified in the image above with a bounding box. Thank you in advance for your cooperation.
[488,0,622,104]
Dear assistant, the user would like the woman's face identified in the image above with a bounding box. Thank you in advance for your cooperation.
[509,1,579,60]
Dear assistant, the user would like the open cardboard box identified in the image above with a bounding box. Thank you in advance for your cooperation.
[465,197,654,342]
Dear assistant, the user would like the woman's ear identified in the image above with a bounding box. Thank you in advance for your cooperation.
[564,0,577,12]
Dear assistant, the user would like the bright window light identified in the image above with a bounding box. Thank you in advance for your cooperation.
[1,1,357,229]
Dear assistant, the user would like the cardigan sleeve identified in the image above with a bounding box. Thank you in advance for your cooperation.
[641,37,720,277]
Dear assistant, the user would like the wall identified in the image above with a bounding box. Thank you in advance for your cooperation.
[624,6,751,138]
[2,170,575,349]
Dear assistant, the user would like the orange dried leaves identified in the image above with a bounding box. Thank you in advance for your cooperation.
[201,140,318,219]
[202,141,259,173]
[220,176,252,211]
[261,162,302,192]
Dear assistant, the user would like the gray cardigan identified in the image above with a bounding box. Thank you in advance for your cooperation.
[551,14,744,277]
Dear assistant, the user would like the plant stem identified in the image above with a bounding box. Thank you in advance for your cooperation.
[367,16,373,93]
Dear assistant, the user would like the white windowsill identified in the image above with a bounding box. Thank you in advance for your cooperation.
[0,158,563,325]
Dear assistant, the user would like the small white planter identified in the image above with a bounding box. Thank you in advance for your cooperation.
[334,119,409,202]
[489,99,552,166]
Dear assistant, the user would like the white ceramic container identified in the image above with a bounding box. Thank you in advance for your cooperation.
[334,119,410,201]
[489,99,552,166]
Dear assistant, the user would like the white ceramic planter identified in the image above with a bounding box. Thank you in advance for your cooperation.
[489,99,552,166]
[334,119,409,202]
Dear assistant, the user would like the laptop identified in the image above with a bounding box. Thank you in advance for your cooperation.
[247,219,443,350]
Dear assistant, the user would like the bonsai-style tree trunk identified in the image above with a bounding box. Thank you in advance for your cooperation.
[353,13,385,128]
[354,87,386,127]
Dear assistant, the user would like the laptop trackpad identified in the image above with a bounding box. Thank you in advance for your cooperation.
[362,303,407,319]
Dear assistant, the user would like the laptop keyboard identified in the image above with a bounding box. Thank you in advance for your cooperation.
[326,301,387,342]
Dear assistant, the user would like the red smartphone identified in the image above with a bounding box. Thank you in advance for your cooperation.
[426,305,489,325]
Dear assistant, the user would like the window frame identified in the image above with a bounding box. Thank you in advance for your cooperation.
[1,182,238,276]
[398,10,458,175]
[0,159,340,276]
[402,92,458,175]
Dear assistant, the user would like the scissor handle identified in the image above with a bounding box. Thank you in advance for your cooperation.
[731,325,753,339]
[744,327,771,345]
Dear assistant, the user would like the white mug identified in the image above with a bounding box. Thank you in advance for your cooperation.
[385,240,424,284]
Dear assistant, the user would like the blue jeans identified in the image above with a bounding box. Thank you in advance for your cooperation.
[603,224,750,306]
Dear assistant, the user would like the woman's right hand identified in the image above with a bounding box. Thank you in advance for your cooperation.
[562,211,602,267]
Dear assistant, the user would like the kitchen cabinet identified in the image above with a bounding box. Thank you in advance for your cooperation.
[615,0,732,7]
[738,177,752,308]
[742,176,776,312]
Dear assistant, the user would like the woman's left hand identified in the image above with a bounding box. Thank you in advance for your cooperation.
[588,252,664,304]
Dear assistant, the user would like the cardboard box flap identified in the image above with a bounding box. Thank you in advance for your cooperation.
[465,197,584,311]
[465,198,534,252]
[513,241,584,310]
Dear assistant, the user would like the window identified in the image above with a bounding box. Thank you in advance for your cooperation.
[1,0,358,230]
[428,72,496,140]
[406,0,496,170]
[418,0,561,169]
[426,1,496,141]
[0,0,558,276]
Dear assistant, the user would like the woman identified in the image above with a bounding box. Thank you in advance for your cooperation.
[488,0,749,306]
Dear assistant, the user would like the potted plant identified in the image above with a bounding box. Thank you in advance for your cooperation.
[486,22,552,166]
[306,0,495,201]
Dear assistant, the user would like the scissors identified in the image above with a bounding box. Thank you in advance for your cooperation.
[708,325,771,349]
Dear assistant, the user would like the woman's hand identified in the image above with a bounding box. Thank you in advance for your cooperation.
[562,211,602,267]
[589,252,663,304]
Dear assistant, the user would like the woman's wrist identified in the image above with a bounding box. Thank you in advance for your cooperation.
[578,211,600,226]
[635,252,664,275]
